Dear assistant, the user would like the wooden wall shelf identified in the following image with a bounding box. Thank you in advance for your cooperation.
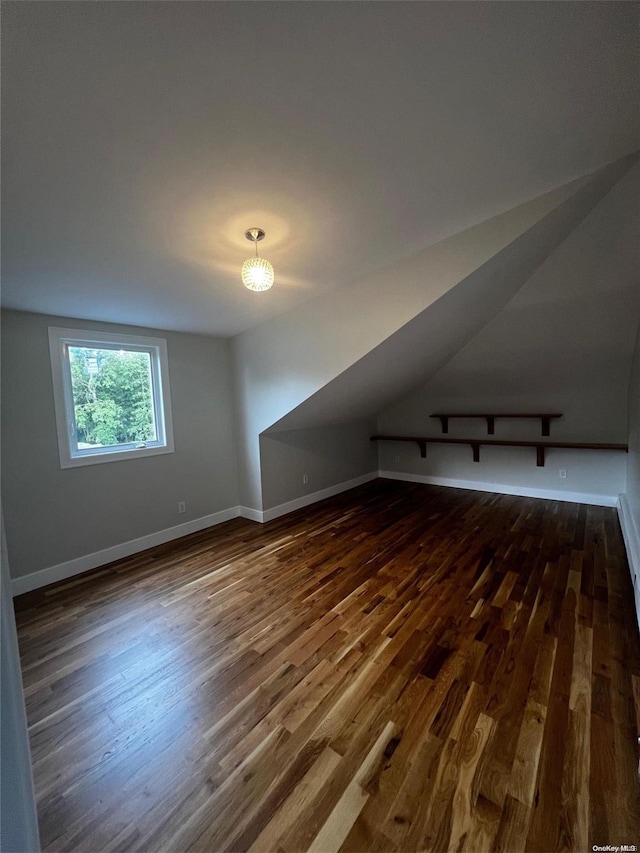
[430,413,563,436]
[371,434,628,467]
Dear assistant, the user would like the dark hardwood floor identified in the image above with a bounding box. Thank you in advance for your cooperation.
[14,479,640,852]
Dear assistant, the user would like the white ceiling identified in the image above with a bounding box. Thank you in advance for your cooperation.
[2,1,638,337]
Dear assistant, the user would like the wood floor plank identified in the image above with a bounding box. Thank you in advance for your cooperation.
[13,479,640,852]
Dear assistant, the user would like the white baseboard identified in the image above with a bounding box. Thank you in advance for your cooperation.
[378,470,619,507]
[618,493,640,630]
[238,506,264,523]
[13,472,624,597]
[11,473,379,595]
[258,471,379,523]
[11,507,241,596]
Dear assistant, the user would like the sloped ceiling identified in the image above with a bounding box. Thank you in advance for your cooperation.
[382,164,640,442]
[266,156,639,434]
[2,1,638,336]
[377,159,640,446]
[234,168,594,451]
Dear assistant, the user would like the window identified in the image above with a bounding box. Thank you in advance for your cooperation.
[49,327,174,468]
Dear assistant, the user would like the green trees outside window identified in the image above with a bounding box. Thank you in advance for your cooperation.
[69,347,156,448]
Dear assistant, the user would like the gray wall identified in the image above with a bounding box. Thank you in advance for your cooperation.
[627,322,640,524]
[2,310,239,580]
[260,420,377,511]
[1,514,40,853]
[625,320,640,617]
[376,161,639,503]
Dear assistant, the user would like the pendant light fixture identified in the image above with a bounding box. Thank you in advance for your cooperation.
[241,228,274,292]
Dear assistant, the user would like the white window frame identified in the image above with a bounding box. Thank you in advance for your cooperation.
[48,327,175,469]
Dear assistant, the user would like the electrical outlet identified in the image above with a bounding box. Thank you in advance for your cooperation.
[302,474,309,485]
[178,501,186,514]
[559,469,567,479]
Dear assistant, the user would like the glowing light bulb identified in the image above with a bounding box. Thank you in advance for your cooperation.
[241,256,274,292]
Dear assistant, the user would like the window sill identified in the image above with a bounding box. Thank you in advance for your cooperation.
[60,443,175,469]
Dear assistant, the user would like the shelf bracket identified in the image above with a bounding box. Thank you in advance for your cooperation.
[439,417,449,434]
[417,440,427,458]
[536,445,545,467]
[486,416,495,435]
[471,442,480,463]
[541,417,551,436]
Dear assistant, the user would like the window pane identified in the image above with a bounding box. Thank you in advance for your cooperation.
[68,346,157,449]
